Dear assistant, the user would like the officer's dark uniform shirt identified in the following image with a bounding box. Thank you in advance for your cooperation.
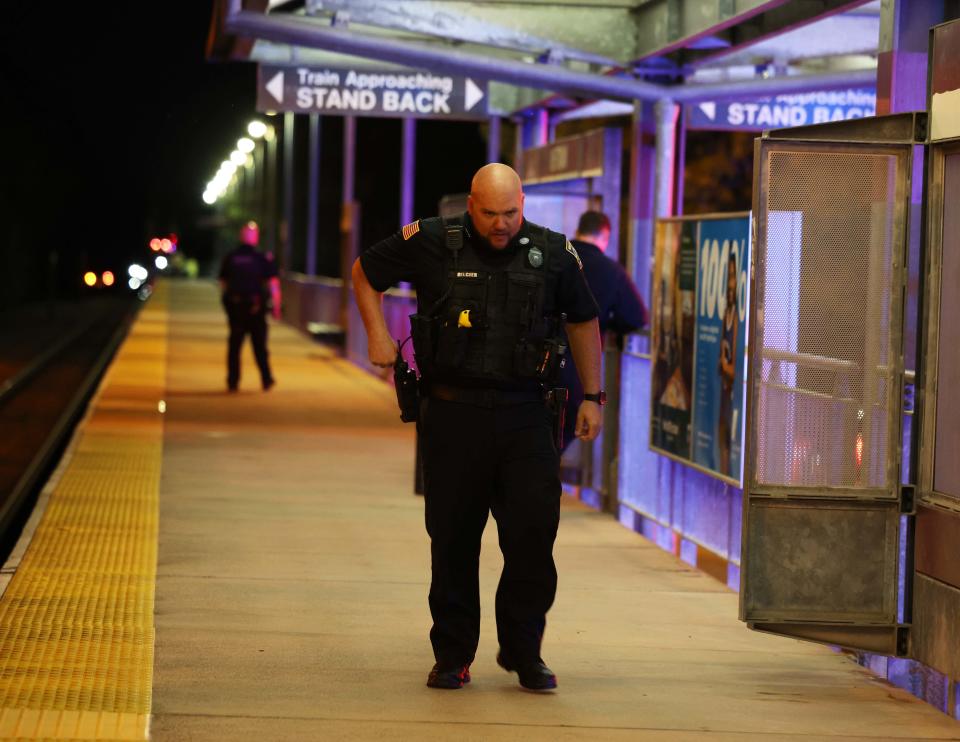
[360,214,598,391]
[570,239,647,336]
[218,243,278,299]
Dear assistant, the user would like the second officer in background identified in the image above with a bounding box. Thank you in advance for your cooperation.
[352,164,603,692]
[559,211,648,451]
[218,221,281,392]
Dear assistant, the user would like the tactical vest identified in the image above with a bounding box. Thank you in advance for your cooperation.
[410,217,566,386]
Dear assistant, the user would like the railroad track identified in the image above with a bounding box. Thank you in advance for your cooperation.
[0,298,138,556]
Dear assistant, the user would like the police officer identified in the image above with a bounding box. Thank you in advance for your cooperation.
[352,164,603,691]
[559,211,648,451]
[218,221,281,392]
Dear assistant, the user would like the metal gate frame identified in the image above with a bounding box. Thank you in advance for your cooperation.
[739,113,926,656]
[911,134,960,677]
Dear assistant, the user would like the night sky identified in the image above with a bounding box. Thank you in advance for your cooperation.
[0,2,487,308]
[2,3,250,304]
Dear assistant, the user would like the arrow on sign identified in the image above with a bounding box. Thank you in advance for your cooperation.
[266,72,285,104]
[698,102,716,121]
[465,78,484,112]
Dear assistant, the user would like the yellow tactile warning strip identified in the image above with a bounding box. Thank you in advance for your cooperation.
[0,285,168,740]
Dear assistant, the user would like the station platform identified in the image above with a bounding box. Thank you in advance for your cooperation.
[0,279,958,741]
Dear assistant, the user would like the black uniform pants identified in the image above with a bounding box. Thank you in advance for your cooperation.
[418,396,561,668]
[224,298,273,389]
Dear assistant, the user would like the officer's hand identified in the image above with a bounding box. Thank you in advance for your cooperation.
[369,333,399,368]
[575,401,603,441]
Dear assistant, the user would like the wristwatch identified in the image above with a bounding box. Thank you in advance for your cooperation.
[583,391,607,406]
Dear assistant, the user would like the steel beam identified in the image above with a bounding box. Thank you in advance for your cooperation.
[305,0,621,67]
[673,67,877,102]
[226,9,876,105]
[631,0,873,67]
[704,9,881,67]
[227,10,665,101]
[268,0,874,72]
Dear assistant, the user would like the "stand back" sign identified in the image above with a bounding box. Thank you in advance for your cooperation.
[257,65,488,120]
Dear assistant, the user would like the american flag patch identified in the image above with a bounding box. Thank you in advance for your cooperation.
[402,221,421,240]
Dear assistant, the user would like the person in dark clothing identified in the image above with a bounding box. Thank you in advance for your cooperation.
[218,221,281,392]
[352,164,603,692]
[559,211,648,451]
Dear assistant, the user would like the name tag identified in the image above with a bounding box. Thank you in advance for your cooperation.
[456,271,479,278]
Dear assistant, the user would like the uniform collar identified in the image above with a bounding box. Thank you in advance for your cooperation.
[571,237,600,252]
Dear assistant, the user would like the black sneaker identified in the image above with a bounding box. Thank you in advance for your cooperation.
[262,378,275,391]
[496,652,557,690]
[426,663,471,689]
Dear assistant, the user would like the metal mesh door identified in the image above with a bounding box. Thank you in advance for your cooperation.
[752,145,907,495]
[741,135,912,653]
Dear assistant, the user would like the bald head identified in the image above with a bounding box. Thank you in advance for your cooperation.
[468,164,525,249]
[471,163,522,198]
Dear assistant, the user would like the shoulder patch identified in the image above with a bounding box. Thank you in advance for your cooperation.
[402,221,421,241]
[565,240,583,270]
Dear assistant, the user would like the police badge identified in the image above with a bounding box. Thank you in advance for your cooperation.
[527,246,544,268]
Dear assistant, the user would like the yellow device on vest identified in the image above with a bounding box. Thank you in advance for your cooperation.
[458,310,472,328]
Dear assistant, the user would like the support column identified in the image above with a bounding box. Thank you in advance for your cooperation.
[654,99,679,222]
[487,116,502,164]
[400,118,416,226]
[264,124,278,256]
[342,116,356,206]
[243,163,252,217]
[600,127,623,259]
[626,100,658,305]
[282,112,295,272]
[254,143,265,227]
[512,118,524,172]
[236,167,244,213]
[877,0,946,115]
[674,107,688,216]
[522,109,549,149]
[616,100,659,522]
[340,116,358,332]
[306,114,321,276]
[876,1,945,429]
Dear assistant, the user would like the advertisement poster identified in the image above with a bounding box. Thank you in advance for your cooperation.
[650,214,750,485]
[650,220,698,459]
[691,217,751,482]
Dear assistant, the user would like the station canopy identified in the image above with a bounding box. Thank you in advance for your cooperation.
[209,0,881,117]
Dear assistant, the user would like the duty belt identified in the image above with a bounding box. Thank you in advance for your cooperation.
[427,383,543,408]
